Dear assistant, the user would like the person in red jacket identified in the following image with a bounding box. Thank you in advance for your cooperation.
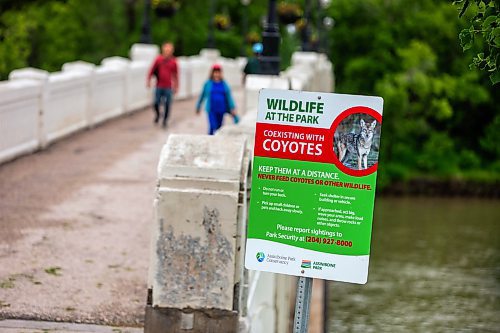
[147,42,179,127]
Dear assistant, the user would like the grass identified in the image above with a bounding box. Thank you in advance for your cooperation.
[0,273,42,288]
[0,277,15,289]
[0,300,11,308]
[44,267,62,276]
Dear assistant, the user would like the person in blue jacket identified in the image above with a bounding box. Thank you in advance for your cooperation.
[196,64,239,135]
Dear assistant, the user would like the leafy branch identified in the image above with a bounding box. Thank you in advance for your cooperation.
[454,0,500,84]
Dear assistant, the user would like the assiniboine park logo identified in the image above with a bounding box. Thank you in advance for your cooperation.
[256,252,266,262]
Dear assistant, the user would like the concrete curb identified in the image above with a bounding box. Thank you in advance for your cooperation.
[0,319,142,333]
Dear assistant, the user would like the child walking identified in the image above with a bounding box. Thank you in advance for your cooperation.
[196,64,239,135]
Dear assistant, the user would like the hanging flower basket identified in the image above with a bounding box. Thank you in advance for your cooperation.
[277,2,302,25]
[152,0,180,18]
[310,33,319,50]
[214,14,231,31]
[246,31,261,44]
[295,18,307,31]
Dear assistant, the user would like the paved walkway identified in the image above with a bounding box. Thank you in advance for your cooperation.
[0,88,327,333]
[0,91,241,330]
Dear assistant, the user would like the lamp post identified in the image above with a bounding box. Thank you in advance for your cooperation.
[207,0,217,48]
[241,0,251,56]
[301,0,311,51]
[316,0,331,53]
[140,0,152,44]
[259,0,281,75]
[323,16,334,57]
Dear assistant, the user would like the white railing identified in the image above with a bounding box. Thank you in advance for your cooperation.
[0,46,334,332]
[43,70,91,144]
[0,45,245,164]
[0,79,42,162]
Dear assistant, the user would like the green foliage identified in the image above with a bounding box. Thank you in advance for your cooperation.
[281,29,300,70]
[327,0,499,187]
[147,0,269,57]
[1,0,497,189]
[455,0,500,84]
[0,0,268,76]
[0,10,35,79]
[0,0,293,76]
[0,0,130,78]
[480,113,500,158]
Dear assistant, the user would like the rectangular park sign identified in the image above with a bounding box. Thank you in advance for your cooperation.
[244,89,383,284]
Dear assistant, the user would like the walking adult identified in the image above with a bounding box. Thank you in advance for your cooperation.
[243,42,263,83]
[196,64,239,135]
[147,42,178,127]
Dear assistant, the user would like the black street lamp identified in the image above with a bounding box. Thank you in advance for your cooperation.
[259,0,281,75]
[315,0,321,52]
[207,0,217,48]
[241,0,251,56]
[322,16,334,57]
[317,0,331,52]
[140,0,152,44]
[301,0,311,51]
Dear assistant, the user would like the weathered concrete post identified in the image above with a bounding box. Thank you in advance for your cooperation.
[145,134,249,333]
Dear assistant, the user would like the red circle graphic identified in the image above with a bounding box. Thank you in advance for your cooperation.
[330,106,382,177]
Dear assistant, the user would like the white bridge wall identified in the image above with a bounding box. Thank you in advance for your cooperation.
[1,43,334,332]
[0,79,42,164]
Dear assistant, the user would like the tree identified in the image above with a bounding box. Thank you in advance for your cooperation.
[326,0,499,187]
[455,0,500,84]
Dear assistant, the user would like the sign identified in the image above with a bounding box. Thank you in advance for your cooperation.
[244,89,383,284]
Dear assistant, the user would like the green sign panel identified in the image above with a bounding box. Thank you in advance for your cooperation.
[245,89,383,284]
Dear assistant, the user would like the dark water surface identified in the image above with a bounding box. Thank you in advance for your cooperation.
[328,197,500,332]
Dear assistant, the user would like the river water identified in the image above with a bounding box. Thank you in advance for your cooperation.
[327,197,500,332]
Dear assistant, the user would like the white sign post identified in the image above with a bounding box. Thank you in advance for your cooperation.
[245,89,384,330]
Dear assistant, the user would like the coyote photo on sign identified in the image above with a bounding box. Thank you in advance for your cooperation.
[334,115,380,170]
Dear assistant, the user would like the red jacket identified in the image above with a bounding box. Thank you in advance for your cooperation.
[148,55,178,89]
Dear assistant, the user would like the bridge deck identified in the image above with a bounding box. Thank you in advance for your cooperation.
[0,91,241,327]
[0,87,327,333]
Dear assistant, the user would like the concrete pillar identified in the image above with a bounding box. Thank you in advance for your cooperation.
[62,60,96,73]
[7,68,49,149]
[130,43,160,64]
[291,51,319,68]
[101,57,131,114]
[188,57,211,97]
[200,48,221,63]
[219,58,243,89]
[317,54,335,93]
[62,61,96,126]
[0,79,43,164]
[174,56,192,100]
[43,71,91,144]
[216,110,257,151]
[244,75,289,114]
[282,65,314,91]
[100,57,152,112]
[146,134,249,333]
[126,61,152,112]
[87,66,126,125]
[8,67,50,82]
[289,51,335,92]
[101,56,130,68]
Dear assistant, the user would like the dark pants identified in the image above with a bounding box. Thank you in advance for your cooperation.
[208,110,226,135]
[154,88,173,125]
